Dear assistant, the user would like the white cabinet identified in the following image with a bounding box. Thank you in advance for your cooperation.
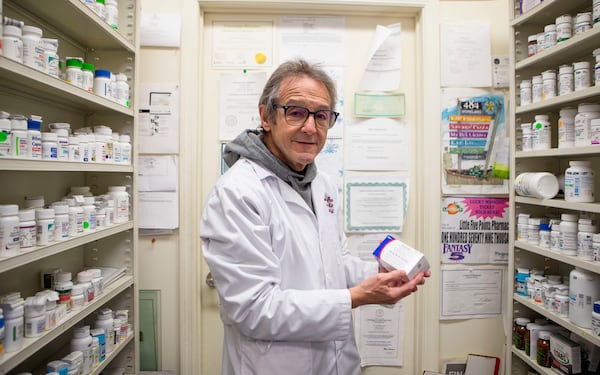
[0,1,138,373]
[508,1,600,374]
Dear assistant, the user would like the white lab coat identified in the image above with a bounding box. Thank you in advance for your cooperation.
[201,158,378,375]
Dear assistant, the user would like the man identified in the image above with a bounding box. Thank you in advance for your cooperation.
[201,59,429,375]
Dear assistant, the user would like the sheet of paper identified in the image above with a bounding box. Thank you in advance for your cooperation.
[140,13,181,47]
[211,20,273,67]
[354,93,405,117]
[137,155,179,230]
[440,22,492,88]
[440,265,504,320]
[440,197,509,264]
[315,137,344,194]
[359,23,402,91]
[345,118,410,171]
[344,171,409,233]
[492,56,509,88]
[355,303,404,367]
[219,71,267,141]
[324,67,345,138]
[279,16,346,66]
[138,155,178,192]
[137,83,180,154]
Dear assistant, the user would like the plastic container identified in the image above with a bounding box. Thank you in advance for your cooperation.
[2,25,23,63]
[88,268,104,298]
[109,186,129,223]
[94,0,106,20]
[41,132,58,160]
[574,61,591,91]
[68,136,80,161]
[54,271,73,312]
[105,0,119,29]
[541,70,556,100]
[550,220,561,251]
[521,123,532,151]
[114,73,129,106]
[70,326,93,374]
[539,223,551,248]
[70,284,84,311]
[42,38,59,77]
[578,218,598,260]
[51,128,69,161]
[18,209,36,250]
[90,328,106,362]
[564,160,595,202]
[574,103,600,147]
[24,295,46,338]
[558,64,574,95]
[575,12,593,34]
[119,134,131,165]
[558,107,577,148]
[94,308,115,353]
[93,69,112,99]
[51,203,69,241]
[560,213,579,256]
[82,63,94,93]
[570,267,600,328]
[555,14,572,42]
[514,172,559,199]
[543,24,557,50]
[21,25,44,71]
[527,35,537,57]
[0,307,4,359]
[0,112,10,157]
[81,196,97,232]
[517,213,530,241]
[9,114,28,158]
[555,285,570,317]
[536,331,551,367]
[513,317,531,350]
[77,270,94,303]
[532,115,551,149]
[594,48,600,86]
[68,204,84,236]
[0,204,20,257]
[516,268,530,296]
[35,208,55,245]
[65,58,83,88]
[595,0,600,25]
[0,296,25,353]
[532,75,543,103]
[27,115,42,159]
[593,301,600,336]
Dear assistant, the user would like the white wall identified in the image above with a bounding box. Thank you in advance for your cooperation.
[137,0,511,373]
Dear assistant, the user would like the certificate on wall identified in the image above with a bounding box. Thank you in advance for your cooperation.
[211,21,273,67]
[344,171,409,233]
[355,303,404,367]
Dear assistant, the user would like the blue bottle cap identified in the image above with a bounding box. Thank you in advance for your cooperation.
[94,69,111,79]
[27,119,41,130]
[594,301,600,314]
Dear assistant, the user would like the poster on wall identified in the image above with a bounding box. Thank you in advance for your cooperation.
[441,88,509,195]
[440,197,509,264]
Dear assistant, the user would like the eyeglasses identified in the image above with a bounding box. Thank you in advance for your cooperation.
[273,104,339,129]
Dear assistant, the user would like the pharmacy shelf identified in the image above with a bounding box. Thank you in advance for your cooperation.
[90,332,134,375]
[0,222,134,273]
[0,159,133,172]
[514,294,600,347]
[511,347,555,375]
[0,275,134,375]
[516,146,600,158]
[515,86,600,115]
[3,0,135,52]
[514,240,600,274]
[515,26,600,71]
[0,57,134,117]
[511,0,588,26]
[515,196,600,214]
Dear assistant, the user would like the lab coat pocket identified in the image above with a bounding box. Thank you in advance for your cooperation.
[240,338,312,374]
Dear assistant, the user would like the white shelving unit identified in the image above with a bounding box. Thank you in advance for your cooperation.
[508,0,600,374]
[0,1,138,373]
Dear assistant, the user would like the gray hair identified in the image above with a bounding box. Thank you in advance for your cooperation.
[259,59,337,124]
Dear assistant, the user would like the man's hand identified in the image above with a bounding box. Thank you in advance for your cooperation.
[349,269,430,308]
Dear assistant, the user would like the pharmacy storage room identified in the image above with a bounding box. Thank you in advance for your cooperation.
[2,0,600,374]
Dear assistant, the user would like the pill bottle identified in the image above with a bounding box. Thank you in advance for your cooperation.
[41,132,58,160]
[570,267,600,328]
[18,209,36,250]
[47,360,69,374]
[577,218,598,260]
[514,172,559,199]
[513,317,531,350]
[550,220,561,251]
[115,309,129,339]
[536,331,551,367]
[574,61,591,91]
[82,63,95,93]
[0,204,20,257]
[557,107,577,149]
[68,136,80,161]
[27,115,42,159]
[0,307,4,359]
[521,123,532,151]
[54,271,73,312]
[95,308,114,353]
[517,213,530,241]
[555,285,570,316]
[539,223,551,248]
[119,134,131,165]
[575,12,593,34]
[108,186,130,223]
[94,125,113,162]
[91,336,100,366]
[591,119,600,145]
[77,270,94,302]
[21,25,44,71]
[88,268,104,297]
[532,75,543,103]
[24,295,46,338]
[90,328,106,361]
[112,132,121,163]
[595,0,600,25]
[536,33,545,52]
[556,14,572,42]
[543,24,557,50]
[24,195,44,209]
[77,134,90,162]
[105,0,119,29]
[594,48,600,86]
[541,70,556,100]
[565,160,595,202]
[114,73,129,106]
[527,35,537,57]
[0,298,24,353]
[560,213,579,256]
[65,58,83,88]
[71,326,93,374]
[558,64,574,95]
[574,103,600,147]
[51,203,69,241]
[532,115,551,149]
[35,208,55,246]
[51,128,69,161]
[93,69,112,99]
[37,290,58,330]
[2,25,23,63]
[41,38,59,77]
[0,112,10,157]
[593,301,600,336]
[94,0,107,20]
[70,284,84,311]
[9,114,28,158]
[67,203,84,237]
[104,198,114,225]
[62,351,83,375]
[70,186,93,197]
[81,196,97,232]
[527,217,541,244]
[112,318,121,346]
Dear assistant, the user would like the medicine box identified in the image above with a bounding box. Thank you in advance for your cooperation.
[372,234,430,279]
[550,333,581,374]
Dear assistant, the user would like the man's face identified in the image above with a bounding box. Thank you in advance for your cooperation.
[260,75,331,172]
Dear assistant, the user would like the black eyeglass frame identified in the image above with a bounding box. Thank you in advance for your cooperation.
[272,103,339,129]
